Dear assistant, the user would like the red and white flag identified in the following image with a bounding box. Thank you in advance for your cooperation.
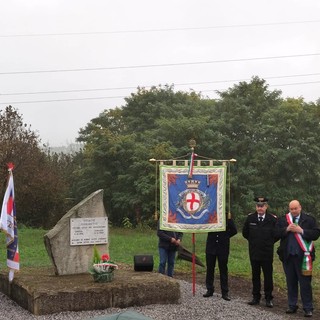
[0,163,19,282]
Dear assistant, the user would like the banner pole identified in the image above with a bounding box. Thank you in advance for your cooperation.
[192,232,196,296]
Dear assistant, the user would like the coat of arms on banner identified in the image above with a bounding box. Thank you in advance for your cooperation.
[160,165,226,232]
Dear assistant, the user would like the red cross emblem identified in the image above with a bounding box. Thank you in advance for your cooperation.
[184,191,201,213]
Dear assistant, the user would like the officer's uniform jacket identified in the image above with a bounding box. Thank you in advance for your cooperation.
[242,211,278,261]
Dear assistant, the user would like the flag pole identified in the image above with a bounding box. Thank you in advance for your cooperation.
[0,162,20,282]
[188,139,197,296]
[192,232,196,296]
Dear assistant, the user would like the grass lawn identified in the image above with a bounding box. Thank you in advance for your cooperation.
[0,226,319,304]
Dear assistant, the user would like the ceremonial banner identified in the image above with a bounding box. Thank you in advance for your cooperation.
[160,165,226,232]
[0,163,20,282]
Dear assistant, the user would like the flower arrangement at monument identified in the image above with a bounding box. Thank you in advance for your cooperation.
[89,245,118,283]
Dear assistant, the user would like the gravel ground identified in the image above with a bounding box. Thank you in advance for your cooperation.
[0,280,290,320]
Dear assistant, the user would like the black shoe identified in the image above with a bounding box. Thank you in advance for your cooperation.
[222,294,231,301]
[286,306,298,314]
[248,299,260,305]
[266,300,273,308]
[304,310,313,317]
[203,290,214,297]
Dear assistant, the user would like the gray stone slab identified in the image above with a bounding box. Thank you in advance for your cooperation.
[44,189,108,275]
[0,268,180,315]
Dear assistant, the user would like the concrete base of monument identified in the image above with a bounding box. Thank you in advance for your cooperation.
[0,267,181,316]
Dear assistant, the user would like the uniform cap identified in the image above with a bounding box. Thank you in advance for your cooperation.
[254,196,268,204]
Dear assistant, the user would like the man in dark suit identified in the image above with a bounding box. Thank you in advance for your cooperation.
[276,200,320,318]
[242,196,278,308]
[202,216,237,301]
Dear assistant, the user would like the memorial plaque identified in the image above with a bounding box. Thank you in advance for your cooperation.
[70,217,108,246]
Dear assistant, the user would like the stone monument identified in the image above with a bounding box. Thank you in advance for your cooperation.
[0,189,181,315]
[44,189,108,275]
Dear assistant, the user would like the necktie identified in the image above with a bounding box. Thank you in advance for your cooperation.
[293,217,297,224]
[259,217,263,223]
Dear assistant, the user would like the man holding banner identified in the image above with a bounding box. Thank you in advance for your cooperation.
[157,220,183,277]
[276,200,320,318]
[203,215,237,301]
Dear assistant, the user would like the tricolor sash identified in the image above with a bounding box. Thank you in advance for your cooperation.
[286,213,314,275]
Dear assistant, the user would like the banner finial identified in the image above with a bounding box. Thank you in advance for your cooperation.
[7,163,14,171]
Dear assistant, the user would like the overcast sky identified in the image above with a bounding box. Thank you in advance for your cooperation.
[0,0,319,146]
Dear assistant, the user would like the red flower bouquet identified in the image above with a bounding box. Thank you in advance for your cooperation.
[89,246,118,282]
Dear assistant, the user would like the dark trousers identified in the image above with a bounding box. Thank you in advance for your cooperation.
[205,253,229,295]
[283,255,313,311]
[250,259,273,301]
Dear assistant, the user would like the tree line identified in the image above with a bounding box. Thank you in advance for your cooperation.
[1,77,320,228]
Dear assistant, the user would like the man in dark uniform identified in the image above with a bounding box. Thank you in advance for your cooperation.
[276,200,320,318]
[203,216,237,301]
[242,196,278,307]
